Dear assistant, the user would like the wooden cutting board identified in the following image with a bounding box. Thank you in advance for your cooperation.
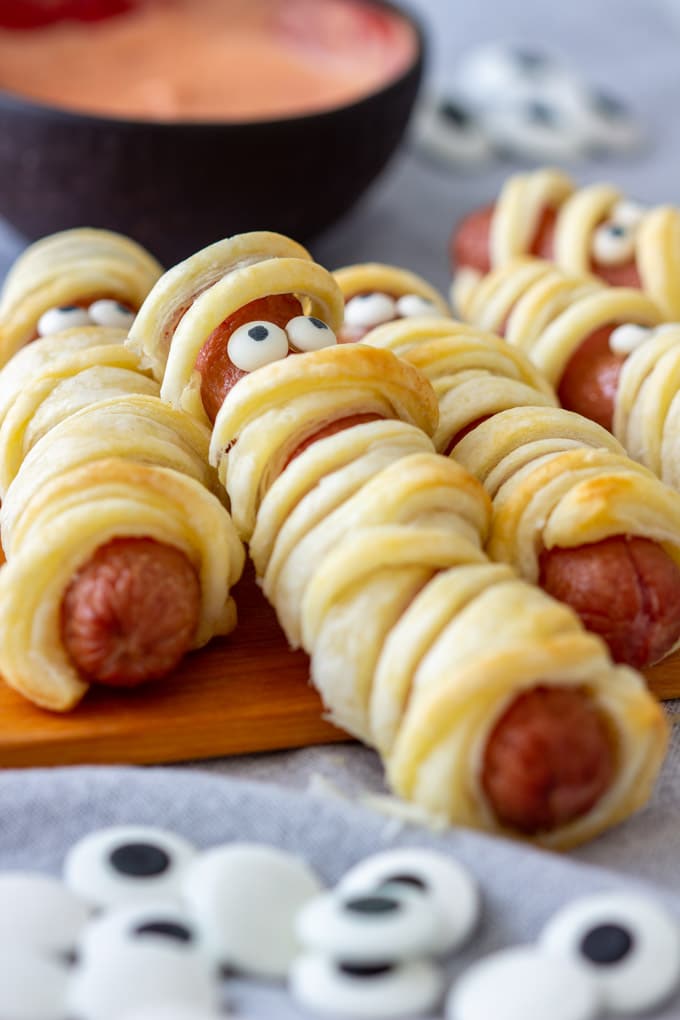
[0,564,678,769]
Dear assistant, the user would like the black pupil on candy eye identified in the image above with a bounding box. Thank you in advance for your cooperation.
[526,101,558,126]
[109,842,170,877]
[345,895,400,915]
[608,225,627,237]
[580,924,634,964]
[440,101,471,127]
[59,305,79,311]
[514,50,548,72]
[593,92,626,118]
[308,317,327,330]
[133,921,193,942]
[248,325,269,342]
[384,872,428,892]
[338,962,395,978]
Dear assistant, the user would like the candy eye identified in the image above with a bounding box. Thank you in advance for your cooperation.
[78,902,206,967]
[226,320,289,372]
[0,872,90,957]
[88,299,135,329]
[181,843,323,978]
[63,825,196,909]
[539,891,680,1014]
[611,200,647,229]
[592,222,636,266]
[296,887,439,963]
[446,945,600,1020]
[291,954,444,1019]
[338,848,480,956]
[66,940,219,1020]
[396,294,439,318]
[286,315,337,352]
[0,951,70,1020]
[344,293,398,330]
[411,94,493,167]
[608,323,653,355]
[36,305,92,337]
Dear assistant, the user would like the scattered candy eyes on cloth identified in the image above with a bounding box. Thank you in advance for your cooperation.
[181,843,324,980]
[0,827,678,1020]
[36,300,135,336]
[411,41,644,166]
[539,891,680,1014]
[63,825,197,909]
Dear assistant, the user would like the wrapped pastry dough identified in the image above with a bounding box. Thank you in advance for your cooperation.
[1,393,220,556]
[363,314,680,669]
[0,228,163,365]
[451,167,680,319]
[0,333,160,498]
[146,233,664,848]
[457,257,680,488]
[209,341,665,850]
[0,459,243,711]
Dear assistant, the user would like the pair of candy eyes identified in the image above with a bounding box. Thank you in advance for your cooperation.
[344,292,440,330]
[37,300,136,337]
[228,315,336,372]
[609,320,679,355]
[591,200,646,266]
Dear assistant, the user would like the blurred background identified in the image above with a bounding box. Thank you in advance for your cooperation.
[1,0,679,287]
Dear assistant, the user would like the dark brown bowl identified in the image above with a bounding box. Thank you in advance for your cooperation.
[0,0,425,264]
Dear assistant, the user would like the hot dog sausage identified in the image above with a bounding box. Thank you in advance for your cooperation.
[482,685,614,834]
[451,204,557,274]
[285,413,383,468]
[539,536,680,669]
[451,202,641,288]
[557,324,626,433]
[195,293,303,422]
[61,537,201,687]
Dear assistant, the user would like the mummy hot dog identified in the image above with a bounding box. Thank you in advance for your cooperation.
[457,257,680,484]
[0,329,242,711]
[135,232,666,848]
[0,228,163,366]
[450,168,680,320]
[362,313,680,671]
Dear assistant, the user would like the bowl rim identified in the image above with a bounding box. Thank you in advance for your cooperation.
[0,0,426,131]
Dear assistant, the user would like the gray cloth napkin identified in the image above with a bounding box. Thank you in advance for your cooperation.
[2,1,680,1016]
[2,764,680,1019]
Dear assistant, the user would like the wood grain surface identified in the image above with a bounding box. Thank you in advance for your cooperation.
[0,564,677,769]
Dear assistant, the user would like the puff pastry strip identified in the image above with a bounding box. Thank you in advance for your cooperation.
[363,314,680,668]
[0,340,159,499]
[452,168,680,319]
[0,459,243,711]
[204,340,664,849]
[458,257,680,489]
[1,393,219,556]
[0,228,162,364]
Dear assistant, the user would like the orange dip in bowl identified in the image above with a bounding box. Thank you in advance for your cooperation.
[0,0,419,122]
